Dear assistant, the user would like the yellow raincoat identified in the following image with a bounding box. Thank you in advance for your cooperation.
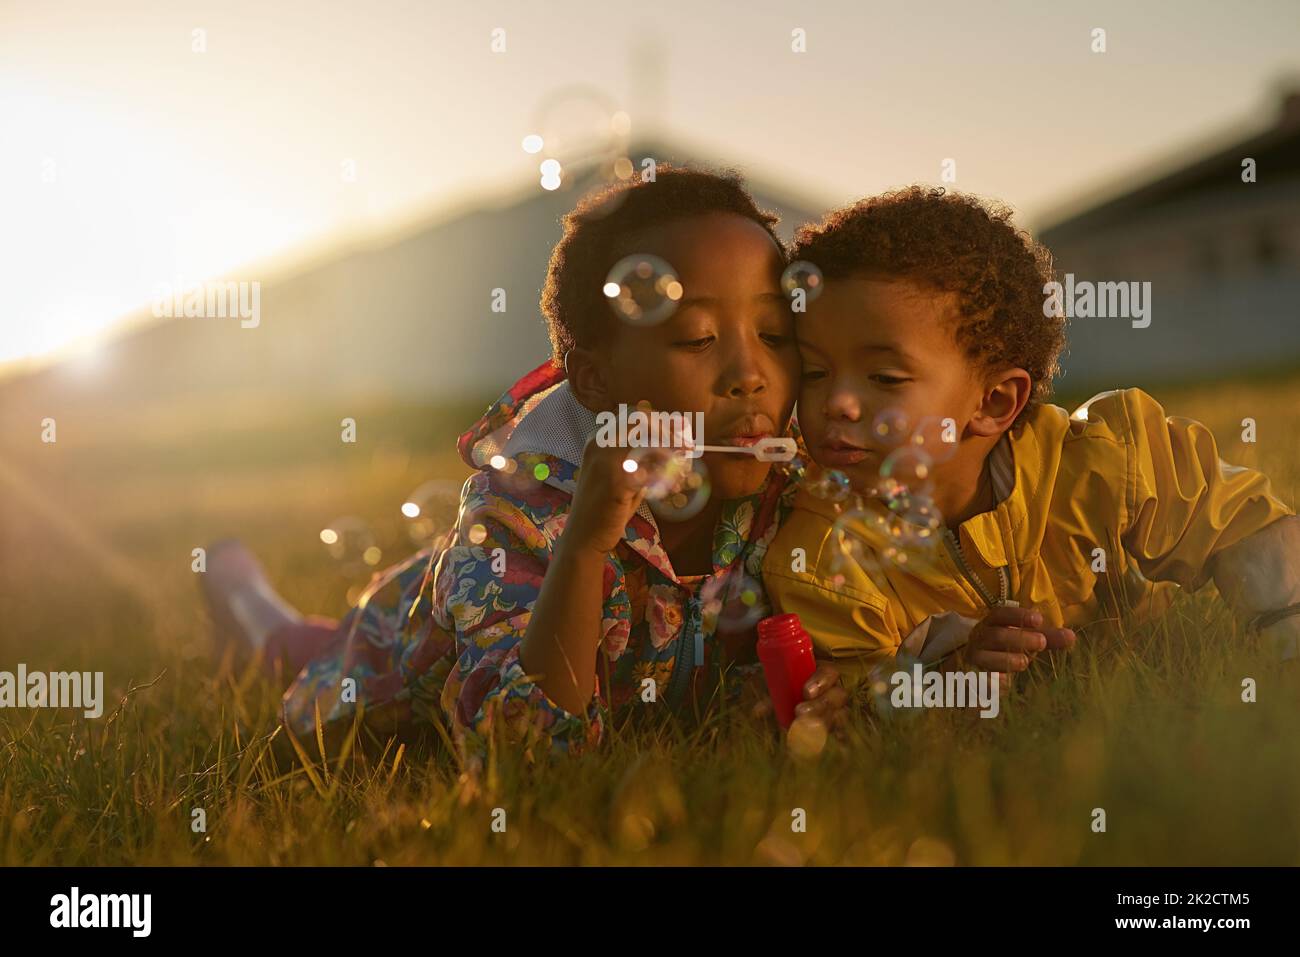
[763,389,1294,685]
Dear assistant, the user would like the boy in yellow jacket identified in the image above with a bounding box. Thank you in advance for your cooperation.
[764,186,1299,703]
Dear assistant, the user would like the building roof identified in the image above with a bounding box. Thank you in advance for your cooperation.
[1041,92,1300,243]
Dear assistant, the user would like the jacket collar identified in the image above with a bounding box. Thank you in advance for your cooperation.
[954,431,1018,568]
[498,373,660,526]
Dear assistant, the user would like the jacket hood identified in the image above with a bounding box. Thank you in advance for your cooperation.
[457,357,570,469]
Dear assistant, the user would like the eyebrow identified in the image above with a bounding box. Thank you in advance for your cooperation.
[857,344,913,362]
[798,340,915,364]
[673,292,785,310]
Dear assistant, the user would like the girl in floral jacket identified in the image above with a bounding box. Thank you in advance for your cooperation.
[202,167,850,760]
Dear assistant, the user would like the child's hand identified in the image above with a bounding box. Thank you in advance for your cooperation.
[751,662,849,737]
[794,662,849,735]
[564,432,683,556]
[964,606,1076,682]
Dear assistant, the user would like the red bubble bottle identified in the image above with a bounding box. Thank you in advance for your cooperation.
[756,613,818,728]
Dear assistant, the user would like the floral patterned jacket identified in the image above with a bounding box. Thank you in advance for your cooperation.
[282,358,798,758]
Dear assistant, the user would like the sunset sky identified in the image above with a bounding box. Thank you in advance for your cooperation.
[2,0,1297,367]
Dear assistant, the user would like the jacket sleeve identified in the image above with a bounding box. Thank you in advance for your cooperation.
[1087,389,1296,591]
[762,512,906,688]
[765,563,981,687]
[433,474,603,757]
[764,569,901,688]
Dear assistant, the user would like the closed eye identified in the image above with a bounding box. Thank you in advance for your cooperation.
[871,373,911,386]
[674,336,715,349]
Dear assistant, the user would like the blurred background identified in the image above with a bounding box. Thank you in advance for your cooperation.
[1,0,1298,664]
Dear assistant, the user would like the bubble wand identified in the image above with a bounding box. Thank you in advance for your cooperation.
[689,436,798,462]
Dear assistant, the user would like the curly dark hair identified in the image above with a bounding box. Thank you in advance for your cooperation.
[790,185,1065,427]
[541,165,782,362]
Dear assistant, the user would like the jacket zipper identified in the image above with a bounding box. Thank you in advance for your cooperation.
[665,597,701,710]
[942,527,1010,608]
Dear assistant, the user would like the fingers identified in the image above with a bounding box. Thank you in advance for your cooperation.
[975,626,1046,655]
[795,663,848,717]
[981,606,1044,630]
[794,683,848,721]
[972,609,1078,664]
[802,662,841,699]
[966,623,1076,678]
[1042,627,1077,650]
[786,663,849,731]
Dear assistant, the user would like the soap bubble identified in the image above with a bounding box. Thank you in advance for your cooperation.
[879,446,935,497]
[871,408,911,446]
[886,493,943,548]
[525,87,629,196]
[454,505,493,547]
[827,519,876,589]
[624,444,692,499]
[774,453,807,486]
[804,466,852,503]
[907,415,961,465]
[866,650,923,721]
[829,508,893,584]
[539,157,563,191]
[646,455,712,523]
[829,494,945,580]
[700,568,766,634]
[534,88,625,167]
[488,452,555,498]
[604,254,683,326]
[400,480,459,545]
[526,88,640,215]
[319,516,382,574]
[780,260,824,305]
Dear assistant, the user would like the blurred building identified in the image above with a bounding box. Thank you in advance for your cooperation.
[1040,90,1300,389]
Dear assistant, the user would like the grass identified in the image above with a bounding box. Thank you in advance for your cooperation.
[1,375,1299,865]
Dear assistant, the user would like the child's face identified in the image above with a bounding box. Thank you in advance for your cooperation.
[594,212,800,500]
[794,277,986,494]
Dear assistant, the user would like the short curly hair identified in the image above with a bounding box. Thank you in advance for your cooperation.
[541,165,782,362]
[790,186,1065,427]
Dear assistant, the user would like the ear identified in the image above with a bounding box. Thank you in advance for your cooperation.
[968,367,1032,438]
[564,346,611,412]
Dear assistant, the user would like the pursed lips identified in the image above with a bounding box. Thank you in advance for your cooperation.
[713,412,778,447]
[818,435,874,466]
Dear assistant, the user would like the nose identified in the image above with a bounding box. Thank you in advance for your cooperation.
[721,333,767,399]
[823,376,862,422]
